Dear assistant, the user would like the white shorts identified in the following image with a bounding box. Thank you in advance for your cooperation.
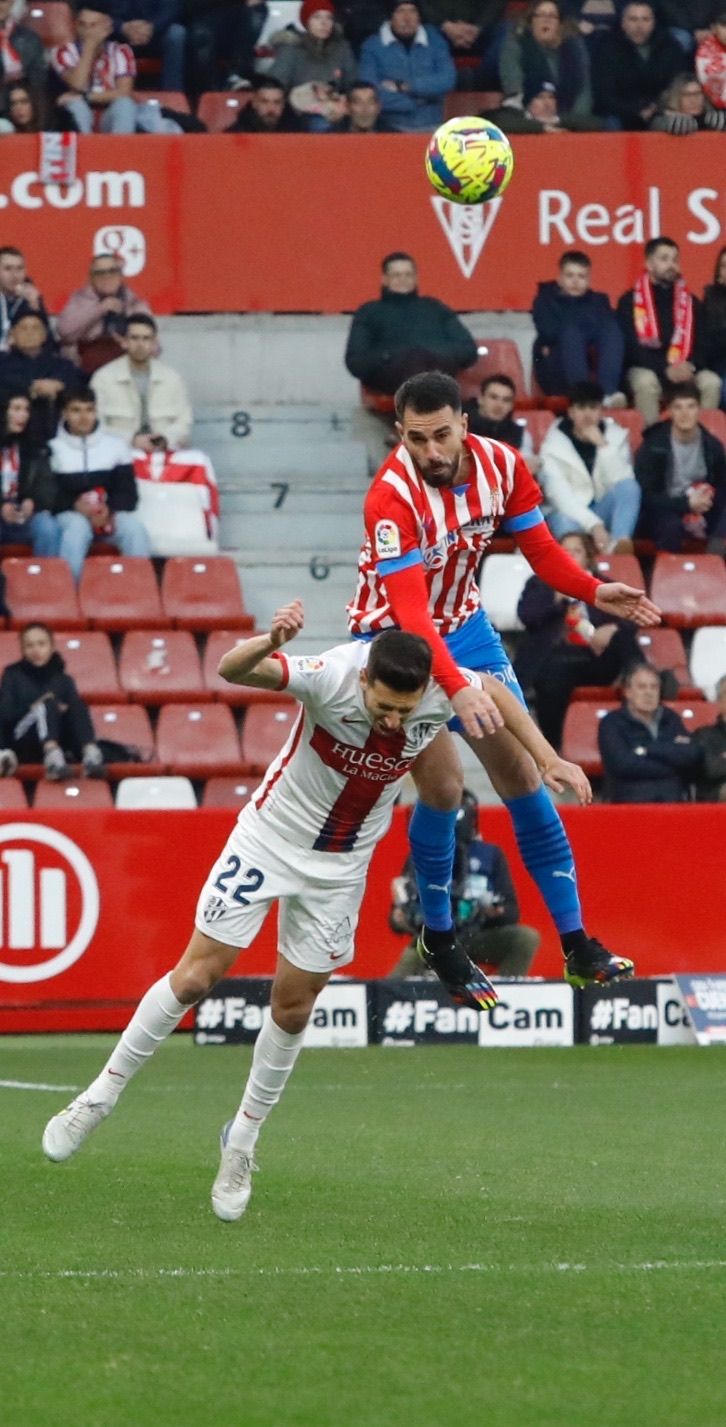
[194,806,367,975]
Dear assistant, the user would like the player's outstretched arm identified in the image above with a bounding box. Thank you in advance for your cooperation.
[593,582,661,627]
[217,599,304,687]
[481,676,593,806]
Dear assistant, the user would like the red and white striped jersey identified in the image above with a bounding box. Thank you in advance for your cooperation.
[347,433,543,636]
[133,449,220,539]
[250,641,477,858]
[51,41,136,93]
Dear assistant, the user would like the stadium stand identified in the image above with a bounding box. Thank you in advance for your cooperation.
[90,705,163,777]
[561,700,619,778]
[34,779,114,809]
[689,628,726,702]
[0,779,28,809]
[115,776,198,810]
[457,340,528,403]
[118,631,207,705]
[239,702,300,775]
[161,557,254,632]
[155,703,242,778]
[202,776,256,808]
[4,559,83,631]
[79,558,169,633]
[197,92,251,132]
[479,553,531,631]
[650,555,726,630]
[24,2,74,46]
[54,632,123,704]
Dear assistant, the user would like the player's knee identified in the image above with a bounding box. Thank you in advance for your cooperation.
[270,985,317,1035]
[413,764,464,810]
[173,951,227,1003]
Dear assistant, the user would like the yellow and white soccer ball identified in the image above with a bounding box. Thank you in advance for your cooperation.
[425,116,514,205]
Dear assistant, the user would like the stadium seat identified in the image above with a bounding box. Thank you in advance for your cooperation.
[156,704,242,778]
[444,90,504,118]
[635,627,695,695]
[458,341,528,403]
[524,409,555,451]
[561,700,619,777]
[136,91,191,115]
[650,554,726,629]
[161,556,254,632]
[119,631,207,705]
[0,630,20,674]
[360,385,395,415]
[79,557,169,632]
[608,409,644,453]
[197,91,251,132]
[115,776,198,810]
[593,554,645,588]
[135,481,218,558]
[479,553,531,630]
[239,702,299,774]
[4,558,84,630]
[689,627,726,701]
[666,700,718,733]
[202,776,257,808]
[90,704,163,775]
[24,2,74,46]
[55,631,122,703]
[698,409,726,446]
[0,779,28,809]
[202,630,296,706]
[33,780,114,810]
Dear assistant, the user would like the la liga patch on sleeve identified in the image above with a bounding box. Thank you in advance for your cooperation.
[374,519,401,558]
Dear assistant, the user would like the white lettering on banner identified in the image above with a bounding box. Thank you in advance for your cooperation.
[479,983,574,1047]
[431,196,502,278]
[538,187,662,246]
[0,170,145,212]
[686,188,721,244]
[0,825,99,984]
[305,983,368,1047]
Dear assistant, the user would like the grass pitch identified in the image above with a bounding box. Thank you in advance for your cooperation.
[1,1037,725,1427]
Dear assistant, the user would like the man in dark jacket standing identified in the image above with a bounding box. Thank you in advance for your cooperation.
[0,622,105,780]
[598,663,699,802]
[591,1,683,130]
[532,250,625,404]
[345,251,478,395]
[634,380,726,552]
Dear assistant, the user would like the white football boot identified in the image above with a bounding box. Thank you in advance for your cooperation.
[42,1094,112,1162]
[211,1121,258,1222]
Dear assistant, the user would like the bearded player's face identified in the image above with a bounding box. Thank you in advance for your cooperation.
[396,404,467,487]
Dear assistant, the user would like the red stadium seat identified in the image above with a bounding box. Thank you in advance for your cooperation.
[90,704,163,776]
[202,776,257,808]
[239,702,300,775]
[593,554,645,588]
[55,631,122,704]
[665,700,719,733]
[650,554,726,629]
[197,91,251,132]
[136,91,191,115]
[0,630,21,674]
[561,700,619,777]
[524,409,555,451]
[0,779,28,809]
[444,91,504,118]
[161,556,253,632]
[79,557,168,632]
[4,558,84,630]
[33,780,114,810]
[635,628,697,696]
[156,704,242,778]
[608,409,644,453]
[361,385,395,415]
[119,631,207,705]
[457,341,528,402]
[24,2,74,46]
[698,409,726,446]
[202,630,296,706]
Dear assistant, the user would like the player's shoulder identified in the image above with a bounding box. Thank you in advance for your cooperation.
[365,448,421,513]
[287,640,365,687]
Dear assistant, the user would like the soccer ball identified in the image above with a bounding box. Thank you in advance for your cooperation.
[425,116,514,206]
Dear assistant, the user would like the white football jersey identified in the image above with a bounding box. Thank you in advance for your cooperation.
[248,641,476,858]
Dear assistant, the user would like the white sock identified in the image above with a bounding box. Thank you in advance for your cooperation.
[85,973,188,1106]
[227,1016,305,1154]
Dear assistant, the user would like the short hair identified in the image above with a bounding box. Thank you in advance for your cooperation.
[10,310,47,332]
[559,249,591,269]
[21,621,53,642]
[567,379,604,407]
[349,81,379,97]
[480,372,515,397]
[0,245,23,261]
[667,380,700,404]
[382,251,415,273]
[395,370,462,421]
[367,631,432,692]
[622,0,654,12]
[645,235,678,259]
[623,661,660,687]
[125,313,157,334]
[62,387,96,409]
[251,74,285,93]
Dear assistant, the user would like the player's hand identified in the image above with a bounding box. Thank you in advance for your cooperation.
[451,684,504,737]
[541,757,592,805]
[269,599,304,648]
[594,582,661,627]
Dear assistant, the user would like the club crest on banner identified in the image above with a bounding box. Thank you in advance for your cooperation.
[430,196,503,278]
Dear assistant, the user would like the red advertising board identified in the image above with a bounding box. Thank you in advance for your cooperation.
[0,806,723,1032]
[0,132,723,315]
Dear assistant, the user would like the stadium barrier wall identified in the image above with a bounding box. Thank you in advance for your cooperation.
[0,806,724,1032]
[0,133,723,315]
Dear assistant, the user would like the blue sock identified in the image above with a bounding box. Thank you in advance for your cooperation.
[503,787,583,935]
[408,802,457,931]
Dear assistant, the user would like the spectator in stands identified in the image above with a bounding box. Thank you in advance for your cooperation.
[345,251,477,395]
[0,0,46,108]
[0,245,50,352]
[388,789,540,977]
[703,244,726,407]
[464,373,537,469]
[335,0,388,54]
[90,314,193,451]
[425,0,506,90]
[50,387,151,581]
[616,236,721,426]
[332,79,391,130]
[102,2,187,94]
[0,312,81,444]
[56,252,151,372]
[499,1,597,129]
[51,5,139,134]
[598,662,698,802]
[592,1,683,129]
[532,250,626,405]
[184,0,257,97]
[228,74,303,131]
[694,673,726,801]
[650,71,726,131]
[539,380,641,551]
[269,0,357,131]
[0,79,71,134]
[516,531,642,747]
[634,380,726,554]
[695,10,726,107]
[492,79,603,132]
[358,0,456,134]
[0,622,106,781]
[0,393,59,556]
[659,0,722,57]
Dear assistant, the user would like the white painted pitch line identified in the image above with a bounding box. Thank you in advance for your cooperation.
[2,1260,726,1282]
[0,1079,80,1093]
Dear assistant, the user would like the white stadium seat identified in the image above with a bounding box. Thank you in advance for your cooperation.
[478,553,531,632]
[135,481,218,558]
[689,627,726,701]
[115,776,198,809]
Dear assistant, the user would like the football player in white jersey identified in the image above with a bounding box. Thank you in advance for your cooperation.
[43,599,589,1222]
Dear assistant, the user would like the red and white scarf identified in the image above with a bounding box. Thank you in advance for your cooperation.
[0,445,20,502]
[633,273,694,365]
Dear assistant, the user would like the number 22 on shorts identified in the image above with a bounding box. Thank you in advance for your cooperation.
[213,856,265,905]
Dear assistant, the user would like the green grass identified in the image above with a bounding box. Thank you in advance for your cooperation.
[1,1038,725,1427]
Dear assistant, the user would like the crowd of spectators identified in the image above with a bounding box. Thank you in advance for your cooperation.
[0,0,725,135]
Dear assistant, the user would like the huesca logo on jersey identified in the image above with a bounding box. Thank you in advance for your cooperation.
[374,520,401,558]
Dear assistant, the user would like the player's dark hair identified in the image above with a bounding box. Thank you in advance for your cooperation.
[394,370,462,421]
[367,631,432,692]
[567,379,603,407]
[645,234,678,258]
[666,379,700,404]
[382,251,415,273]
[126,312,157,334]
[559,249,591,269]
[62,386,96,409]
[481,372,515,396]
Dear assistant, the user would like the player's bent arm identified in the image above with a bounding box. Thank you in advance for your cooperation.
[481,677,592,805]
[217,598,304,688]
